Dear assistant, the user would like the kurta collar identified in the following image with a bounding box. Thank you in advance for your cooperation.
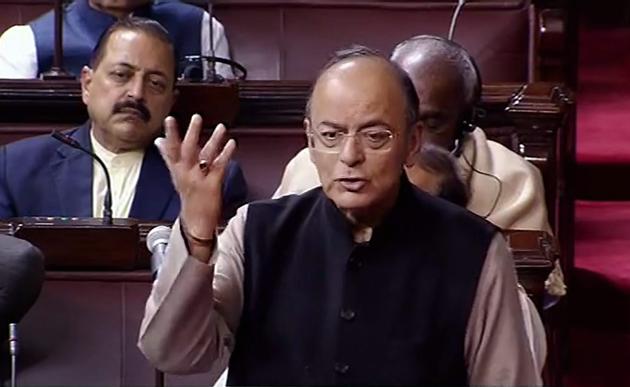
[316,174,413,246]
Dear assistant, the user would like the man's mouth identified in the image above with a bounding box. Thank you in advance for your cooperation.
[336,178,368,192]
[118,107,144,119]
[113,102,151,122]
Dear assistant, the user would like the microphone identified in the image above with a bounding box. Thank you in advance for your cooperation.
[9,323,18,387]
[146,225,172,277]
[448,0,467,40]
[51,131,113,225]
[207,1,218,82]
[178,1,247,82]
[179,1,220,82]
[182,61,204,82]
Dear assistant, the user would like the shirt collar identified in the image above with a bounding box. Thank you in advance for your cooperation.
[90,129,145,165]
[319,174,412,245]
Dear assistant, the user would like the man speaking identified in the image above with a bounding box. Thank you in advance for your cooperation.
[138,47,539,386]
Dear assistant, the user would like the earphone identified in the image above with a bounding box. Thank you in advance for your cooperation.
[443,38,482,157]
[401,35,483,157]
[446,40,501,219]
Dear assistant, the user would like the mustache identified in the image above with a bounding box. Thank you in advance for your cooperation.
[112,99,151,122]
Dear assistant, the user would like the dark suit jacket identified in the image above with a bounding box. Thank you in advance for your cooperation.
[0,123,247,222]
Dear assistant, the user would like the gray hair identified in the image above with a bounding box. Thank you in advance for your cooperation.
[391,35,480,110]
[305,45,419,133]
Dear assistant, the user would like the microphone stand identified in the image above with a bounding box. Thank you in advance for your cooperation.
[51,131,113,225]
[448,0,467,41]
[154,369,164,387]
[207,1,217,82]
[8,324,17,387]
[41,0,75,80]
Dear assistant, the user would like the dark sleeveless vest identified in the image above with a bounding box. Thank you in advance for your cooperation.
[30,0,203,76]
[228,178,497,386]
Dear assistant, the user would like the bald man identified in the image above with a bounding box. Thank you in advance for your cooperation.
[274,36,565,301]
[272,38,557,376]
[138,46,540,386]
[275,36,552,235]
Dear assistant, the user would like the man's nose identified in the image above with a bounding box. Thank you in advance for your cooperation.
[127,76,146,101]
[338,134,365,167]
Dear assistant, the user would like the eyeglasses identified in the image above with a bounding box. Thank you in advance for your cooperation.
[307,127,396,153]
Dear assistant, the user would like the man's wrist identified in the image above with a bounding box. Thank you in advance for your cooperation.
[179,218,216,260]
[184,228,215,246]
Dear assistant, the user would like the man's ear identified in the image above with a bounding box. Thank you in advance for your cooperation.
[404,122,422,167]
[80,66,93,106]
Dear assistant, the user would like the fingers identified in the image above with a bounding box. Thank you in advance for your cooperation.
[181,114,203,166]
[198,124,236,178]
[157,116,235,178]
[213,139,236,169]
[199,123,228,164]
[156,116,182,166]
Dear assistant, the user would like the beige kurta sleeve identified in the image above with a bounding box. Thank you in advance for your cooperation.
[465,233,543,386]
[273,148,321,198]
[138,205,249,375]
[484,146,551,235]
[463,128,552,235]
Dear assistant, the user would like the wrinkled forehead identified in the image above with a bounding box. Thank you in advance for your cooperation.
[310,58,408,127]
[101,29,175,71]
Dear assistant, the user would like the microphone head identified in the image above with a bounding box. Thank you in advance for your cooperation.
[146,225,172,253]
[9,323,18,355]
[182,63,204,82]
[0,235,44,342]
[9,323,17,340]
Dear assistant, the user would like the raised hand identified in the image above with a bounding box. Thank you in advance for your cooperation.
[155,114,236,261]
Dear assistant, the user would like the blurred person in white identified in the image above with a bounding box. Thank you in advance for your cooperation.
[0,0,233,79]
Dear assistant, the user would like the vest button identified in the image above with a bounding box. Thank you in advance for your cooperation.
[340,309,356,321]
[334,362,350,374]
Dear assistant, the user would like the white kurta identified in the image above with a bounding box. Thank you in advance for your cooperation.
[90,130,144,219]
[459,128,552,234]
[0,12,233,79]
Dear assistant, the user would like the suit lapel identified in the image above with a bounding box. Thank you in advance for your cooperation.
[129,144,176,220]
[52,123,93,217]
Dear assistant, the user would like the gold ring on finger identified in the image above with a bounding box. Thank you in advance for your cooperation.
[198,159,209,172]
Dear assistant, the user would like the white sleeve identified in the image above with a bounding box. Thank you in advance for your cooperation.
[0,25,39,79]
[138,206,247,375]
[201,12,234,79]
[517,284,547,374]
[465,234,542,386]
